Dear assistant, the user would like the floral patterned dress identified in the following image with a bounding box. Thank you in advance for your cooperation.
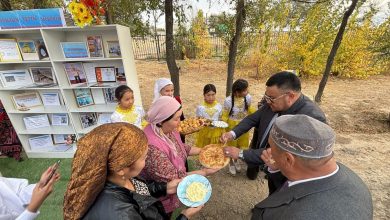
[140,133,191,213]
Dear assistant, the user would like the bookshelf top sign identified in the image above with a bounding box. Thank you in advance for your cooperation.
[0,8,66,30]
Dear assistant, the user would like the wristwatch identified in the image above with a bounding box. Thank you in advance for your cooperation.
[238,150,244,160]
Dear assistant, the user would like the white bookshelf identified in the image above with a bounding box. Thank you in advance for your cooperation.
[0,25,141,158]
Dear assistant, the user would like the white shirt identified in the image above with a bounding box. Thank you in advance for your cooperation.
[223,94,252,121]
[287,165,339,187]
[267,165,340,188]
[0,177,39,220]
[110,105,145,129]
[196,102,223,121]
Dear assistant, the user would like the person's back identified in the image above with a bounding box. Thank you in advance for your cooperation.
[252,163,372,219]
[83,182,166,220]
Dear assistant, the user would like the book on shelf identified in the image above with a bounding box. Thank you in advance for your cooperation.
[74,88,94,107]
[28,134,53,151]
[23,114,50,130]
[29,67,57,85]
[87,35,104,58]
[95,67,116,82]
[97,113,112,125]
[103,87,117,103]
[79,112,98,129]
[35,39,49,60]
[106,41,121,58]
[83,62,97,83]
[64,62,88,86]
[61,42,89,58]
[0,69,33,88]
[116,67,126,82]
[17,40,40,61]
[0,38,22,62]
[40,92,61,106]
[50,113,68,126]
[11,92,43,110]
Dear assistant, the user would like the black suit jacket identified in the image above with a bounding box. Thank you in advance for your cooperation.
[251,163,373,220]
[234,94,327,167]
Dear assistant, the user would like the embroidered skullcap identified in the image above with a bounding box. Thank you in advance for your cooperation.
[270,114,335,158]
[63,123,148,220]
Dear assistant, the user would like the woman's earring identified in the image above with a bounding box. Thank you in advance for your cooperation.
[122,175,126,180]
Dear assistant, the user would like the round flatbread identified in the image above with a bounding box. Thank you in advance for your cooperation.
[199,144,230,169]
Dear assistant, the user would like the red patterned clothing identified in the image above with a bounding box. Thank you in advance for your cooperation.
[140,134,191,213]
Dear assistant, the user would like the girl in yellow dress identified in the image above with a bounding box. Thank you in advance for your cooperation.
[195,84,225,147]
[110,85,147,128]
[222,79,255,175]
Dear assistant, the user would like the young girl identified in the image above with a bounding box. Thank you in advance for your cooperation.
[110,85,147,129]
[195,84,224,147]
[222,79,255,175]
[153,78,186,140]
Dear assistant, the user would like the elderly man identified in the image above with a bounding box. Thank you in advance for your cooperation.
[251,115,373,219]
[222,71,326,193]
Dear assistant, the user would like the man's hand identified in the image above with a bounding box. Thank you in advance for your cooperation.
[167,178,182,194]
[220,132,234,143]
[260,148,278,171]
[223,147,240,160]
[28,166,60,213]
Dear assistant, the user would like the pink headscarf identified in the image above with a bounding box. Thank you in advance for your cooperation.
[144,96,187,171]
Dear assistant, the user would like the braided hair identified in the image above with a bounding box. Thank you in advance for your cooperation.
[229,79,249,116]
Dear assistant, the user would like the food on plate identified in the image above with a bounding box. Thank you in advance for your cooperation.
[199,144,230,168]
[186,182,208,202]
[177,117,210,134]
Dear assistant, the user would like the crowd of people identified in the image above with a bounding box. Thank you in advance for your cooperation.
[0,71,373,220]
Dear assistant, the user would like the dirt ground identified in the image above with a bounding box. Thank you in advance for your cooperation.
[135,60,390,220]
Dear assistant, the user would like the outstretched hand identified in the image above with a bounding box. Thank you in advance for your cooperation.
[28,166,60,213]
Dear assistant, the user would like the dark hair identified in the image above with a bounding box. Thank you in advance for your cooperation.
[266,71,301,92]
[115,85,133,101]
[156,106,182,127]
[229,79,249,116]
[203,84,216,95]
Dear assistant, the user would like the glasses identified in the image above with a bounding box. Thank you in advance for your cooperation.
[263,93,288,103]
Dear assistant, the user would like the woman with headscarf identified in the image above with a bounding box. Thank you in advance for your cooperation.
[63,123,202,220]
[141,96,219,216]
[153,78,186,143]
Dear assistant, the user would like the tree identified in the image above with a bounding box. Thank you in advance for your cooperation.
[190,10,212,66]
[226,0,245,96]
[315,0,359,103]
[165,0,180,97]
[1,0,12,10]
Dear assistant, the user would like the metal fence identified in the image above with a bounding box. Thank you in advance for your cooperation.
[131,35,228,60]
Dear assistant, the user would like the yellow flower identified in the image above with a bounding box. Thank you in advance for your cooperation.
[74,2,89,18]
[68,2,77,14]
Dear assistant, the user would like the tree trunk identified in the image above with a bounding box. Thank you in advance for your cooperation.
[315,0,358,103]
[1,0,12,10]
[226,0,245,97]
[165,0,180,96]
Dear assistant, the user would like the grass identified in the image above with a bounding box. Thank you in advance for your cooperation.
[0,157,197,220]
[0,157,72,220]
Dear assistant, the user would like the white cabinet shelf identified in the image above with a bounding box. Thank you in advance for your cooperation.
[52,58,123,63]
[0,25,141,158]
[19,126,74,134]
[6,106,68,114]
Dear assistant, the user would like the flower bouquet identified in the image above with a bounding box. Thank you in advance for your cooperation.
[67,0,106,27]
